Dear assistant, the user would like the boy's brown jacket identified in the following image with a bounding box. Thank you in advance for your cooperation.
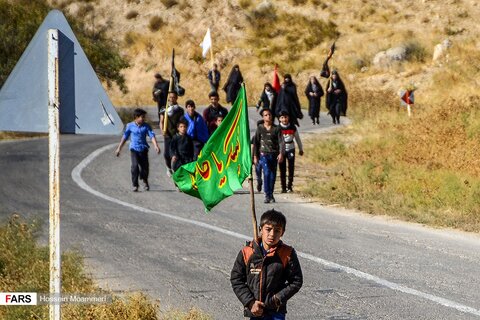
[230,238,303,317]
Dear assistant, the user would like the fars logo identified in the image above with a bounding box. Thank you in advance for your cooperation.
[0,292,37,305]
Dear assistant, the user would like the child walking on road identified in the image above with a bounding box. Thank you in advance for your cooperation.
[231,209,303,320]
[170,118,194,172]
[252,108,285,203]
[278,111,304,193]
[115,108,160,192]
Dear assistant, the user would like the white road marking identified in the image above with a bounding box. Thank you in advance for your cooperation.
[72,143,480,318]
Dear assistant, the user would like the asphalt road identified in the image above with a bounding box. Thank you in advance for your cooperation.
[1,108,480,319]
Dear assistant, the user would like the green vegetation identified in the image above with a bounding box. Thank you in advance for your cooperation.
[149,15,165,32]
[0,214,211,319]
[0,0,129,93]
[160,0,178,9]
[246,4,339,72]
[125,10,139,20]
[299,87,480,232]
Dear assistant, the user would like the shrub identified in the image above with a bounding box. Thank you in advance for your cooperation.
[290,0,307,5]
[149,15,164,32]
[0,0,129,93]
[405,41,427,62]
[125,10,139,19]
[239,0,252,9]
[160,0,178,9]
[247,9,339,69]
[76,3,94,17]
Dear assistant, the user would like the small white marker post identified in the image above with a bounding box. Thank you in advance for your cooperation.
[47,28,61,320]
[407,103,412,117]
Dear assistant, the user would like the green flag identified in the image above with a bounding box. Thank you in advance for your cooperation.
[173,85,251,211]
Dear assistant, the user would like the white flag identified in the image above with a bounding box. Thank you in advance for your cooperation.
[200,28,212,58]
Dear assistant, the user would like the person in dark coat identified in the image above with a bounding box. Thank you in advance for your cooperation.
[305,76,324,125]
[222,64,244,104]
[152,73,169,119]
[203,91,229,135]
[256,82,278,116]
[231,209,303,319]
[326,70,348,124]
[275,74,303,126]
[170,118,194,172]
[208,63,221,93]
[160,91,185,176]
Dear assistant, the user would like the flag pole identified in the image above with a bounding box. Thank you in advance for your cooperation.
[209,29,215,85]
[163,49,175,135]
[249,171,258,241]
[163,76,173,135]
[247,84,258,240]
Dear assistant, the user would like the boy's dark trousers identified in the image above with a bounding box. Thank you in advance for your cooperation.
[193,140,204,160]
[163,136,172,169]
[130,149,149,187]
[279,150,295,191]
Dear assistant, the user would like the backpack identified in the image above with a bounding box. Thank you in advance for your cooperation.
[242,241,293,269]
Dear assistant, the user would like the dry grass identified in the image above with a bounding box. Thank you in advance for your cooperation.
[297,84,480,232]
[0,132,46,140]
[0,214,211,319]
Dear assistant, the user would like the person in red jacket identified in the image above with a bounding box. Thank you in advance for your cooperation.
[231,209,303,320]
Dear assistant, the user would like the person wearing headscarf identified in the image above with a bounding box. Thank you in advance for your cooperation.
[275,74,303,126]
[305,76,324,125]
[222,64,244,104]
[256,82,278,116]
[326,70,348,125]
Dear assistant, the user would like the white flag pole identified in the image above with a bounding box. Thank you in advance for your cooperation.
[209,29,215,82]
[47,29,61,320]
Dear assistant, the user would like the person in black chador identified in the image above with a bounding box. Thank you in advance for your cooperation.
[326,70,348,125]
[256,82,277,116]
[305,75,324,125]
[208,63,221,93]
[152,73,169,120]
[222,64,244,104]
[275,74,303,126]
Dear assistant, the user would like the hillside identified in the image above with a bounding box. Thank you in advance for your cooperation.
[48,0,480,231]
[52,0,480,107]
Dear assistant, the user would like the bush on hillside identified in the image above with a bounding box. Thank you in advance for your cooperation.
[149,15,164,32]
[161,0,178,9]
[290,0,308,5]
[126,10,139,19]
[246,6,339,70]
[0,0,129,93]
[405,41,427,62]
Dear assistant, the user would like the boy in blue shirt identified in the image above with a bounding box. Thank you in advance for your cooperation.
[115,108,160,191]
